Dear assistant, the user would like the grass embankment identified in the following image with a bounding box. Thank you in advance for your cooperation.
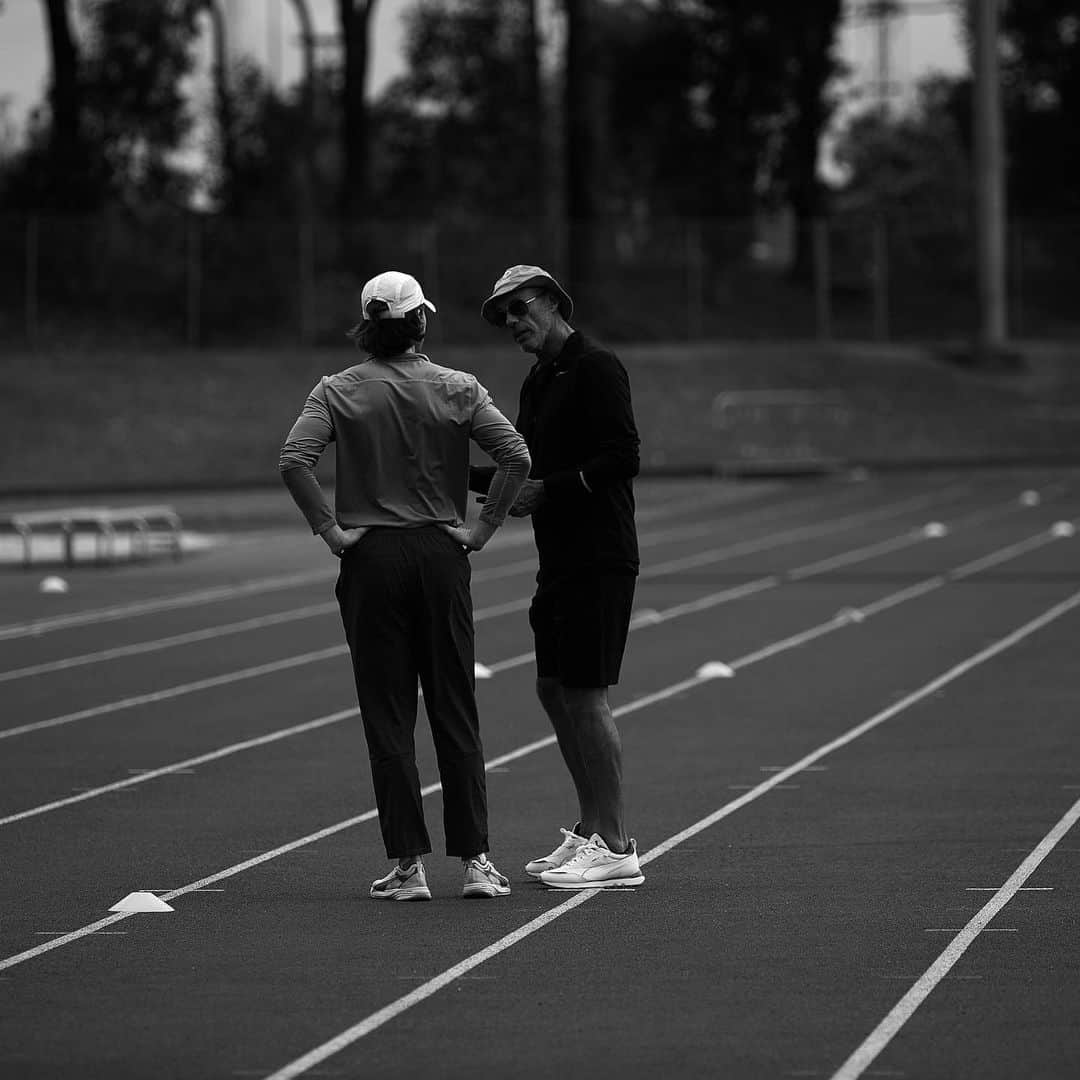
[2,340,1078,495]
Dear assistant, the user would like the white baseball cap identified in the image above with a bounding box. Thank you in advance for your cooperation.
[361,270,437,320]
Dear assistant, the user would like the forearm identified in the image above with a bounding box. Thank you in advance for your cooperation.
[280,464,336,536]
[478,454,531,526]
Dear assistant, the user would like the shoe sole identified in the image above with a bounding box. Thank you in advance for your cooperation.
[462,884,511,899]
[370,888,432,901]
[541,874,645,890]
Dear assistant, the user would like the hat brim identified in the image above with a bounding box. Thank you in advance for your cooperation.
[481,275,573,325]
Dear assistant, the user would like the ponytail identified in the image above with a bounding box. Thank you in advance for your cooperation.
[346,301,427,358]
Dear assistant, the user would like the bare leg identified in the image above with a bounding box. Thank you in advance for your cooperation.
[536,676,596,830]
[562,686,628,853]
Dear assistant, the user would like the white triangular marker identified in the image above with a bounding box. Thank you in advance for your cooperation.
[39,576,69,594]
[696,661,734,679]
[923,522,948,538]
[109,891,174,913]
[474,662,493,679]
[1051,521,1075,537]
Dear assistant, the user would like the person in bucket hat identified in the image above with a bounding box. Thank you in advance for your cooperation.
[465,264,644,890]
[280,270,531,901]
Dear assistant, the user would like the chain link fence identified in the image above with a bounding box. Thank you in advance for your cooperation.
[1,212,1078,347]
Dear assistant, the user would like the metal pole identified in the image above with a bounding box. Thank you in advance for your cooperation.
[873,217,889,341]
[686,219,703,340]
[298,217,315,343]
[422,223,441,344]
[186,214,202,347]
[26,214,39,346]
[972,0,1008,353]
[813,219,832,341]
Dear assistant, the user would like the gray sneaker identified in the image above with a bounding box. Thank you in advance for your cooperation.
[370,862,432,901]
[462,856,511,898]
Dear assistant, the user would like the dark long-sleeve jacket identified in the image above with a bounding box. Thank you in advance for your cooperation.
[472,332,640,582]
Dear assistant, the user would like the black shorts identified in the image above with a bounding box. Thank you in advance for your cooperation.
[529,572,636,688]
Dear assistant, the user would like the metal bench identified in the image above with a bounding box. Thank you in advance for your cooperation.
[711,390,853,473]
[4,504,183,568]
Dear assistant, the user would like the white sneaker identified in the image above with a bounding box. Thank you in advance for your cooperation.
[539,834,644,889]
[525,825,589,877]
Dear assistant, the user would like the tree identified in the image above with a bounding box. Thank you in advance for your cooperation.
[6,0,97,208]
[773,0,846,280]
[998,0,1080,214]
[831,75,971,223]
[337,0,379,218]
[372,0,545,217]
[77,0,204,210]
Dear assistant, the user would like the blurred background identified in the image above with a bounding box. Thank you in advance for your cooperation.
[1,0,1078,493]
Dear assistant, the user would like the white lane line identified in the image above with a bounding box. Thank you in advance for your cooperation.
[258,589,1080,1080]
[924,927,1017,932]
[0,482,971,645]
[0,668,714,974]
[0,485,964,679]
[0,646,349,741]
[1,518,1059,819]
[0,569,335,642]
[964,887,1053,891]
[0,492,959,739]
[831,793,1080,1080]
[639,488,969,578]
[0,603,338,683]
[0,521,791,685]
[2,584,1078,988]
[0,522,942,821]
[0,590,541,741]
[728,526,1066,671]
[0,710,357,826]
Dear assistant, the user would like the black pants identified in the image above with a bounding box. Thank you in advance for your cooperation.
[335,526,488,859]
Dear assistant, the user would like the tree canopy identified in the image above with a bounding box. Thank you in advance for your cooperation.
[3,0,1079,227]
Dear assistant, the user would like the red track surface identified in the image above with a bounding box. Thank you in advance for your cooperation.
[2,470,1078,1080]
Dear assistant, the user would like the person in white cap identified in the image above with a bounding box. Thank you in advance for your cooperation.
[279,270,531,901]
[469,264,644,889]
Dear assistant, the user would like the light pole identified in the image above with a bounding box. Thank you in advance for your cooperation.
[971,0,1016,366]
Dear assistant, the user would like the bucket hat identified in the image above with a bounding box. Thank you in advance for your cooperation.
[481,265,573,325]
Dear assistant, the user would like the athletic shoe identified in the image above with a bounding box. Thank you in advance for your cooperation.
[462,855,511,899]
[370,862,432,901]
[539,834,644,889]
[525,825,588,877]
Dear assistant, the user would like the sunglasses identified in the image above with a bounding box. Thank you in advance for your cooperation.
[493,293,543,327]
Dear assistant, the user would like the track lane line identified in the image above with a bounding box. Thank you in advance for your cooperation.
[0,522,946,820]
[258,588,1080,1080]
[0,484,969,676]
[0,669,713,973]
[4,521,1068,818]
[4,543,1078,980]
[830,795,1080,1080]
[1,488,991,739]
[0,522,741,683]
[0,482,971,643]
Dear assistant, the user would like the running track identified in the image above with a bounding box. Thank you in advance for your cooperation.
[1,470,1078,1079]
